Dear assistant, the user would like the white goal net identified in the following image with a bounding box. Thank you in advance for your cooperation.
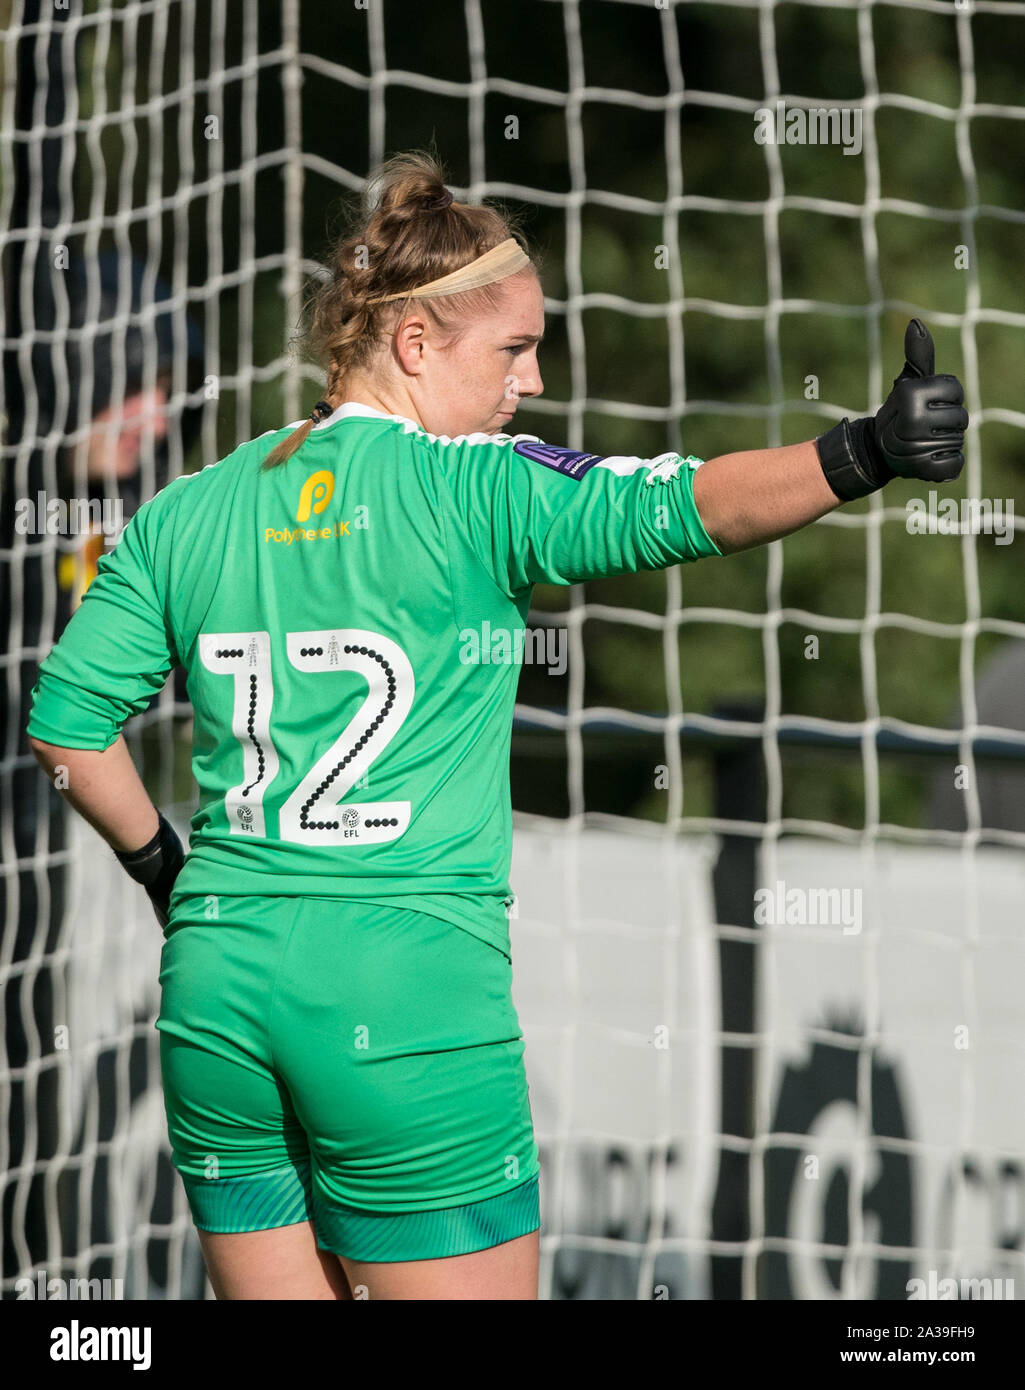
[3,0,1024,1301]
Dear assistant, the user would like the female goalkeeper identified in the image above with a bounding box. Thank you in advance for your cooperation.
[27,152,967,1300]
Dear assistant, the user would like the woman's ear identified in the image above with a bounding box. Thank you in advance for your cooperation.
[393,313,428,376]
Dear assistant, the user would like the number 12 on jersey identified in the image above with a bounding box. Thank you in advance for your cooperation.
[198,628,414,846]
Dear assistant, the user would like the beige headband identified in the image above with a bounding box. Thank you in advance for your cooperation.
[368,237,531,304]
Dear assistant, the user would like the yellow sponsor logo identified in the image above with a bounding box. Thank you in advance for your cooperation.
[296,468,334,522]
[263,468,358,542]
[265,521,351,543]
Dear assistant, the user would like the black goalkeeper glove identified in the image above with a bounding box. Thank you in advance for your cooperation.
[815,317,968,501]
[113,811,185,929]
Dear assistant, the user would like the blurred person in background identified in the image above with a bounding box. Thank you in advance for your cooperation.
[1,249,203,1281]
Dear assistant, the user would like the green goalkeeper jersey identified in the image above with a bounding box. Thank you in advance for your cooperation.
[27,403,722,953]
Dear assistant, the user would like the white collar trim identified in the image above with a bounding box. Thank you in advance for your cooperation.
[272,399,536,450]
[288,400,410,431]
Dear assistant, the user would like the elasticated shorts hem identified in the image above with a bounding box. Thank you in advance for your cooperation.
[183,1162,314,1235]
[314,1173,540,1261]
[185,1160,540,1261]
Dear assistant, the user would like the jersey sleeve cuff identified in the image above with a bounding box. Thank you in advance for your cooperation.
[678,459,724,559]
[26,671,124,750]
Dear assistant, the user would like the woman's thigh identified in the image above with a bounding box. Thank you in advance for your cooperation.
[198,1223,353,1300]
[196,1223,537,1300]
[338,1229,538,1300]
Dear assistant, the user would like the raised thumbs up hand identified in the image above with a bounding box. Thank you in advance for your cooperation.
[815,318,968,501]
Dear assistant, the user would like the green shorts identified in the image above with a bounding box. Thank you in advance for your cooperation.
[156,894,540,1262]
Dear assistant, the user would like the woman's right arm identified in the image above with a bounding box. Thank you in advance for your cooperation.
[436,320,967,592]
[691,438,839,555]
